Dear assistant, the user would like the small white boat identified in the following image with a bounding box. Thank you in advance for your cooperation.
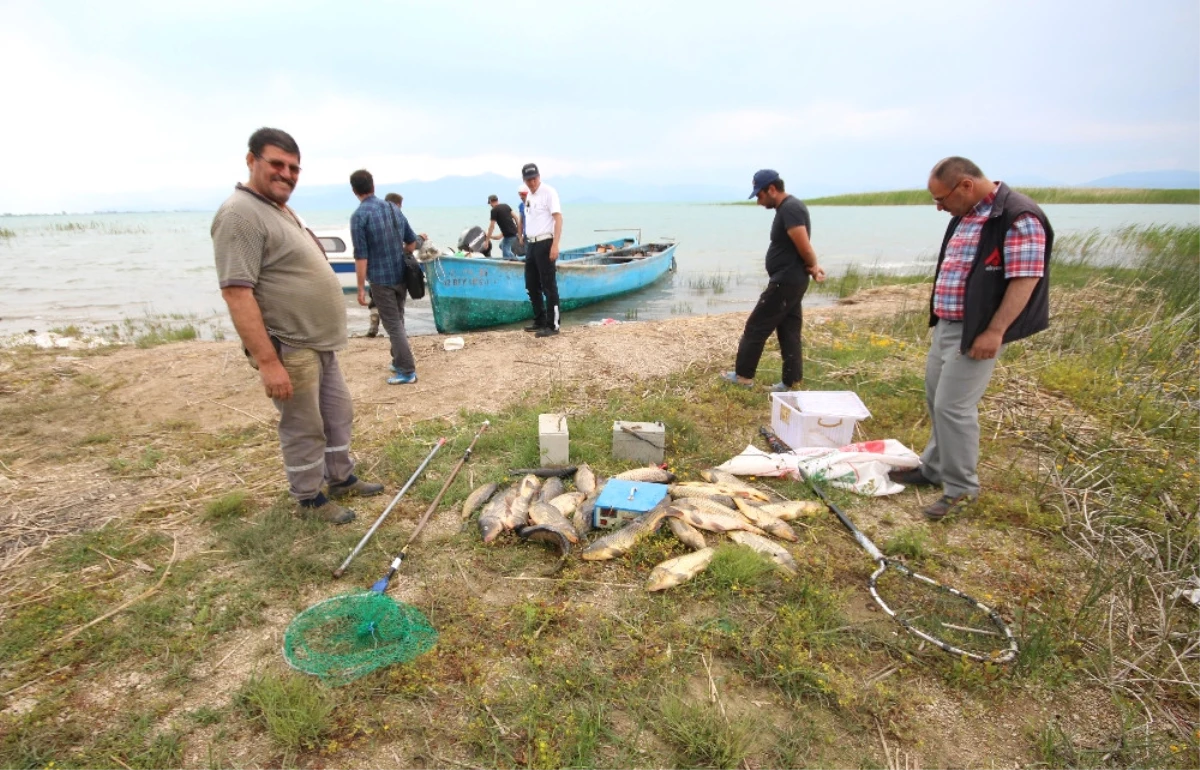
[314,229,356,290]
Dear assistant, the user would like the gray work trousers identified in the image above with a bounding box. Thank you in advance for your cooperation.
[273,344,355,501]
[370,282,416,375]
[919,320,1001,499]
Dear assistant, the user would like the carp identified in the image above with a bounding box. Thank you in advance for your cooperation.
[510,474,542,526]
[645,547,715,591]
[669,481,770,502]
[461,481,498,522]
[573,495,596,538]
[529,501,580,543]
[666,503,766,535]
[478,494,509,544]
[733,500,800,542]
[574,463,597,496]
[728,531,799,576]
[517,525,571,575]
[539,477,566,503]
[549,491,585,517]
[581,506,669,560]
[612,466,676,483]
[666,516,707,550]
[753,500,825,521]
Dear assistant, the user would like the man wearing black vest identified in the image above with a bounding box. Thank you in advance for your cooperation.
[890,157,1053,521]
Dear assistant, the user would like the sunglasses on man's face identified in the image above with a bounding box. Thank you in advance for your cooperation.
[256,154,301,175]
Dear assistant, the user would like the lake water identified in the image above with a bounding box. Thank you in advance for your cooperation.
[2,202,1196,339]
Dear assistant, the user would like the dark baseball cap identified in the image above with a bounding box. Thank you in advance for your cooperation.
[487,194,498,203]
[521,163,539,180]
[749,169,781,198]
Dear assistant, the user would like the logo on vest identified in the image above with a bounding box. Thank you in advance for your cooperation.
[983,248,1003,271]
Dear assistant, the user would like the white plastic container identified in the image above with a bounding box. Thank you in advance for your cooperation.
[538,413,569,465]
[770,391,871,449]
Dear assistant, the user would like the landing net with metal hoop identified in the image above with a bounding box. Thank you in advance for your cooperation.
[283,592,437,686]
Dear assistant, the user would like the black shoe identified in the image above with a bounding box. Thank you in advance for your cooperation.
[889,467,937,487]
[923,494,975,522]
[523,322,544,333]
[535,327,560,338]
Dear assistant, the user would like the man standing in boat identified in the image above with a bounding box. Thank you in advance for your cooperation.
[349,169,421,384]
[521,163,563,337]
[485,194,520,260]
[723,169,825,392]
[211,127,384,525]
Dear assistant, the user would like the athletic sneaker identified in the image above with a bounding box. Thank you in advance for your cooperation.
[535,327,560,338]
[523,322,544,333]
[387,371,418,385]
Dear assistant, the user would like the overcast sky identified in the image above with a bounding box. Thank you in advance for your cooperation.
[2,0,1197,213]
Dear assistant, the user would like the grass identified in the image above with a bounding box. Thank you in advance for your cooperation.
[234,672,334,754]
[812,261,933,299]
[0,223,1195,768]
[806,187,1200,205]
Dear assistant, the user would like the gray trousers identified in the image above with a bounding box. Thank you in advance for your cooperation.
[919,320,1001,499]
[273,344,355,501]
[370,282,416,375]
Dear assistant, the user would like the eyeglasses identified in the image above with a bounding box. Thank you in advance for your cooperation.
[255,154,301,175]
[932,178,963,205]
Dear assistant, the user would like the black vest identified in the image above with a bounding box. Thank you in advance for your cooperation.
[929,183,1053,353]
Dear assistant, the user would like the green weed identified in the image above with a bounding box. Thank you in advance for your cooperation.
[234,671,334,753]
[882,526,931,561]
[204,491,250,522]
[655,694,753,769]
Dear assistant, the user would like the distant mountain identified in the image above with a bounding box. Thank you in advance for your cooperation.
[1079,170,1200,189]
[288,174,746,209]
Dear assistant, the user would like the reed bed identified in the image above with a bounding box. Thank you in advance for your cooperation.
[807,188,1200,206]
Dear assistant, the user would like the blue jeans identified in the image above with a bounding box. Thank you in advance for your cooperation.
[499,236,517,260]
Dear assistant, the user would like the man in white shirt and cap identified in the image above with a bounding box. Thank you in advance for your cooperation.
[519,163,563,337]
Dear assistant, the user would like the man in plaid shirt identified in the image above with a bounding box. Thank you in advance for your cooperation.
[350,169,420,384]
[890,157,1053,521]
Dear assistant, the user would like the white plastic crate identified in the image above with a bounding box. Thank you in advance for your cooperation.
[769,391,871,449]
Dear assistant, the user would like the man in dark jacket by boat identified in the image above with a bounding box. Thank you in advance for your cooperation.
[889,157,1052,521]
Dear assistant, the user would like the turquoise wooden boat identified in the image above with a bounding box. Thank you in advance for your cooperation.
[424,238,679,333]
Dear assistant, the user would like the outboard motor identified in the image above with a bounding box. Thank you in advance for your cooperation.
[457,226,488,254]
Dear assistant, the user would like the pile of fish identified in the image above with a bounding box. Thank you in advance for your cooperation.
[460,464,825,591]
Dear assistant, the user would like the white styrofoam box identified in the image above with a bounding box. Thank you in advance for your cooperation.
[611,420,665,464]
[538,413,569,465]
[770,391,871,449]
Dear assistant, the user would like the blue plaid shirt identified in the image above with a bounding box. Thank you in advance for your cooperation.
[350,196,417,286]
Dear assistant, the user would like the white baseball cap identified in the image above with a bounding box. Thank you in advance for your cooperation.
[518,184,530,195]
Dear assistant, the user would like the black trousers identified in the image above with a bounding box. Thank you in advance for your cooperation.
[524,239,560,329]
[735,280,807,386]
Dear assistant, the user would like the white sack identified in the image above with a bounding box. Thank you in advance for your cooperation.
[716,439,921,497]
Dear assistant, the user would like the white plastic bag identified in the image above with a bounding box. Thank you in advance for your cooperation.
[715,439,921,496]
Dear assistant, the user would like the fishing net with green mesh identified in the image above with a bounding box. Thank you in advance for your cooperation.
[283,591,438,685]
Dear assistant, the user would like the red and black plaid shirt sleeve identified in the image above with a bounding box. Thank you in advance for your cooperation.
[1002,213,1047,279]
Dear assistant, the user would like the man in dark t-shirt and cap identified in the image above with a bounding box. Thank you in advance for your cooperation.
[722,169,826,392]
[485,194,520,260]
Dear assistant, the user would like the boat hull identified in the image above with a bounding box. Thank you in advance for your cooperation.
[427,242,677,333]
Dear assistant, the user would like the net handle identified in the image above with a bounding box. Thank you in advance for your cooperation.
[372,421,490,593]
[759,425,1019,664]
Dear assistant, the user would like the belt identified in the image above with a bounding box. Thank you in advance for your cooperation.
[529,233,554,243]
